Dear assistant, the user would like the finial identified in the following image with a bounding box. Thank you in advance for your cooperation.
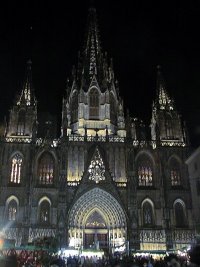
[157,65,161,69]
[27,59,32,70]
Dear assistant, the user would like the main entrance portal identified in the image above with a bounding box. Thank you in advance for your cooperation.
[68,188,127,251]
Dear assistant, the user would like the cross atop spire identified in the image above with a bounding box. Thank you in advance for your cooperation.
[17,60,36,106]
[156,65,174,111]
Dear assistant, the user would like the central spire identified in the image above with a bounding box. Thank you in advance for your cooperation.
[84,6,101,77]
[77,5,108,91]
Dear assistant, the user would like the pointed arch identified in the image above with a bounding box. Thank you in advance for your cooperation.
[169,156,181,186]
[70,90,78,123]
[10,152,23,184]
[17,109,26,135]
[173,199,187,228]
[37,152,55,185]
[89,87,99,119]
[38,196,51,224]
[136,153,154,187]
[85,209,107,228]
[141,198,155,227]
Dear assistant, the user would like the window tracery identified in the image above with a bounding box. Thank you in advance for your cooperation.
[137,157,153,186]
[88,148,105,183]
[10,153,22,184]
[38,152,54,185]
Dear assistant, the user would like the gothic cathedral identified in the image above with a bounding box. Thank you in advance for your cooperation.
[0,6,195,252]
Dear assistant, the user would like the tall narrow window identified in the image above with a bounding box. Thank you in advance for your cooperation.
[38,152,54,185]
[110,93,116,124]
[170,158,181,186]
[71,92,78,123]
[17,109,26,135]
[8,200,17,221]
[137,157,153,186]
[143,202,154,226]
[174,202,186,228]
[89,88,99,119]
[39,200,50,224]
[10,153,23,184]
[166,113,174,139]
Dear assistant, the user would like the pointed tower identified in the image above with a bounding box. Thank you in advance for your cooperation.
[61,5,126,137]
[150,66,186,144]
[6,60,37,140]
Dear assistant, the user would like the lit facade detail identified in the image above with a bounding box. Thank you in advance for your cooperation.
[137,158,153,186]
[88,148,105,183]
[0,5,195,251]
[38,152,54,185]
[10,153,22,184]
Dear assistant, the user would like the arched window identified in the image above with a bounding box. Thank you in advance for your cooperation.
[10,153,23,184]
[89,88,99,119]
[143,201,154,227]
[39,200,50,224]
[110,93,116,124]
[169,158,181,186]
[8,200,17,221]
[137,156,153,186]
[174,201,186,228]
[17,109,26,135]
[71,91,78,123]
[38,152,54,185]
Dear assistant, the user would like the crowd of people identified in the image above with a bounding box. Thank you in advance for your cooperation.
[0,245,200,267]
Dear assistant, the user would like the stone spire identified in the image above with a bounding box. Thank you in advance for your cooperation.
[77,5,108,91]
[16,60,36,107]
[6,60,37,139]
[151,65,186,143]
[156,65,174,111]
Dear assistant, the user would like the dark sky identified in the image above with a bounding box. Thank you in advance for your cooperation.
[0,0,200,147]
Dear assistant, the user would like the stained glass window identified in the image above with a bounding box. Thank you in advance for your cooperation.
[143,202,154,226]
[89,88,99,119]
[38,152,54,185]
[10,153,22,184]
[8,200,17,221]
[170,159,181,186]
[138,158,153,186]
[88,148,105,183]
[39,201,50,224]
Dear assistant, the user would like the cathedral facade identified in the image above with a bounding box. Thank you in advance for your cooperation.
[0,7,195,252]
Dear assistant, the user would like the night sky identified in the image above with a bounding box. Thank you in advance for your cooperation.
[0,1,200,147]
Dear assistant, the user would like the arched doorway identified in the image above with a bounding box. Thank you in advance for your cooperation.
[68,188,127,251]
